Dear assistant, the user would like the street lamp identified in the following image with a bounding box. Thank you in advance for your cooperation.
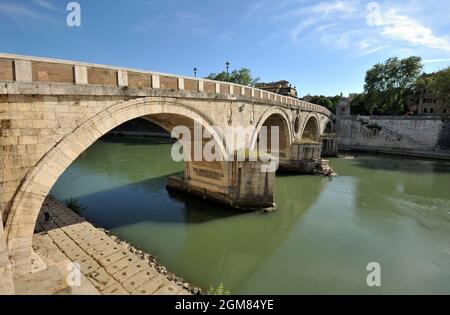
[226,61,230,78]
[193,67,198,78]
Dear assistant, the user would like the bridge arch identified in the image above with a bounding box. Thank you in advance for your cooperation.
[250,107,293,151]
[323,120,334,134]
[301,114,321,142]
[250,107,293,164]
[5,97,227,272]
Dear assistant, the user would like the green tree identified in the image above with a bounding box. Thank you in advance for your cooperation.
[430,67,450,103]
[65,197,87,215]
[309,95,333,112]
[350,93,369,115]
[329,95,343,111]
[206,68,260,86]
[364,56,423,115]
[308,95,341,113]
[207,283,231,295]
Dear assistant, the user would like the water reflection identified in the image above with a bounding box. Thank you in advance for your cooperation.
[353,153,450,174]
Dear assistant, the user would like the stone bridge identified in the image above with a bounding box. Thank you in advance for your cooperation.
[0,54,335,293]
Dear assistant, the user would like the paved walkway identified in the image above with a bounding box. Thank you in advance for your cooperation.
[20,197,190,295]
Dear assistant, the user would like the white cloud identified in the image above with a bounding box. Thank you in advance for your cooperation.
[0,2,44,20]
[32,0,59,11]
[376,9,450,52]
[308,0,359,17]
[357,39,388,55]
[245,0,293,23]
[260,33,278,46]
[283,0,364,48]
[319,29,363,50]
[290,18,317,42]
[423,58,450,64]
[313,23,341,33]
[0,1,58,32]
[277,0,450,56]
[242,1,265,22]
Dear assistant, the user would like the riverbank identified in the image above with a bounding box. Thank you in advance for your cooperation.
[339,146,450,161]
[20,196,198,295]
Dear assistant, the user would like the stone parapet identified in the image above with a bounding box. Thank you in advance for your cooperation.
[0,53,331,117]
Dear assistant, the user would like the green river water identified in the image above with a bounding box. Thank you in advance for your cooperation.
[50,136,450,294]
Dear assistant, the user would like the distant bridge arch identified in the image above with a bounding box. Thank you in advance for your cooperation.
[301,114,321,142]
[250,107,293,151]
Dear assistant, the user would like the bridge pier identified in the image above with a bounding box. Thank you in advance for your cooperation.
[167,154,276,211]
[279,142,321,173]
[321,134,339,157]
[278,142,335,176]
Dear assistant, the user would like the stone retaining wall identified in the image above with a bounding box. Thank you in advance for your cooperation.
[337,116,450,156]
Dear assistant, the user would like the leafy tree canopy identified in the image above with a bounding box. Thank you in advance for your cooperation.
[308,95,342,113]
[350,93,369,115]
[364,56,423,115]
[206,68,260,86]
[429,67,450,103]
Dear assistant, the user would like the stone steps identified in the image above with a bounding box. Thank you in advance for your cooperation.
[23,197,191,295]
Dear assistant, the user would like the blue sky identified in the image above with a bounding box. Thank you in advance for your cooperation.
[0,0,449,96]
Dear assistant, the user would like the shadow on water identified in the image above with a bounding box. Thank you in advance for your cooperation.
[59,174,250,230]
[49,168,327,292]
[350,153,450,174]
[168,174,328,291]
[99,134,176,146]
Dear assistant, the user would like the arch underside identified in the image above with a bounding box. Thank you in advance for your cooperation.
[251,107,293,165]
[259,114,291,161]
[324,120,334,134]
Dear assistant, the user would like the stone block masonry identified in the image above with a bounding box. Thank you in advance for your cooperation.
[336,115,450,159]
[0,212,14,294]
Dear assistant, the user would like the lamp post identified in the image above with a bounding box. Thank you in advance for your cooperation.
[193,67,198,78]
[226,61,230,79]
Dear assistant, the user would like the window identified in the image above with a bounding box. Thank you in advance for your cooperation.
[444,108,448,114]
[424,108,428,113]
[430,108,434,114]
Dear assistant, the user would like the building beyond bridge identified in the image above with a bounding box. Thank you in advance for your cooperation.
[0,54,337,293]
[255,80,298,98]
[409,86,449,116]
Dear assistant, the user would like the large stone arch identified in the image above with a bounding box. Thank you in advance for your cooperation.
[5,97,227,275]
[250,107,293,165]
[250,107,293,150]
[300,114,321,142]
